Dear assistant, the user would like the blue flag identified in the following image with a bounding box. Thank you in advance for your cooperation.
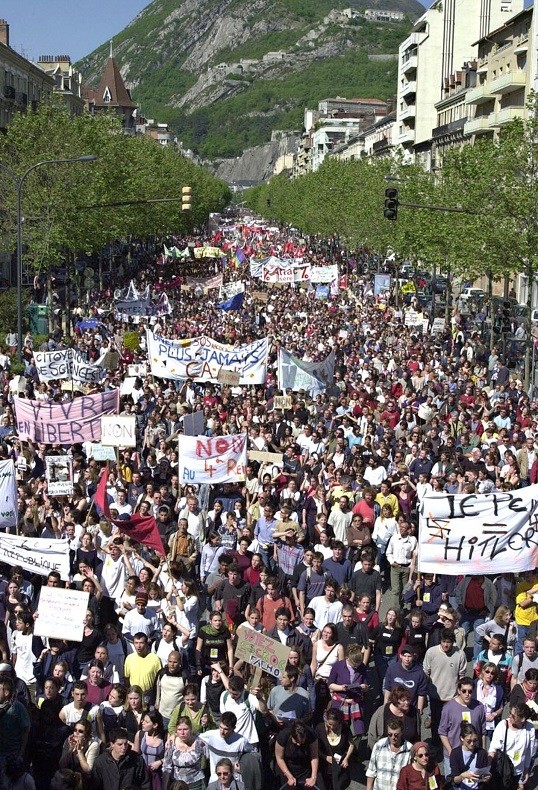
[216,291,245,311]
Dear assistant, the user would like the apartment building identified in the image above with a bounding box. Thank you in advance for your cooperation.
[465,6,534,140]
[36,55,84,116]
[396,0,523,166]
[0,20,54,133]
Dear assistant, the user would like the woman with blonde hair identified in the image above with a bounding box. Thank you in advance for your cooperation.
[475,604,516,654]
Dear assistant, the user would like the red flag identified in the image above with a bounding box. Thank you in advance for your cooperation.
[93,467,111,519]
[113,514,166,556]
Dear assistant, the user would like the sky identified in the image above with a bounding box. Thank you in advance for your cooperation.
[1,0,151,63]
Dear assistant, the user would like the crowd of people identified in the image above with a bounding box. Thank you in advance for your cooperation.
[0,216,535,790]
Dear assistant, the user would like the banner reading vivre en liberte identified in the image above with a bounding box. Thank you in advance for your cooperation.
[146,330,268,384]
[14,391,119,443]
[418,485,538,575]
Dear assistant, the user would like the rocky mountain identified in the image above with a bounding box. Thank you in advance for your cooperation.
[77,0,424,159]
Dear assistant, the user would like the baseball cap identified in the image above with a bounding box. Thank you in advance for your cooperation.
[400,646,416,656]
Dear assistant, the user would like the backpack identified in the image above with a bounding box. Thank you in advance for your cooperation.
[223,690,266,735]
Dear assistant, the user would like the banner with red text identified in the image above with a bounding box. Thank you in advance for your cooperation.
[14,390,120,444]
[418,486,538,575]
[178,433,247,484]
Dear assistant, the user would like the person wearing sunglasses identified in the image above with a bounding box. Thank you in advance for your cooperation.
[473,663,504,746]
[59,719,100,777]
[449,722,490,788]
[396,741,443,790]
[439,678,487,778]
[207,757,245,790]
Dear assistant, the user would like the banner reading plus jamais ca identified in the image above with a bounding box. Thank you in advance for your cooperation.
[146,330,268,384]
[418,486,538,575]
[14,391,120,443]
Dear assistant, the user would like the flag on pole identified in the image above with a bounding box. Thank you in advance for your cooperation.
[113,514,166,556]
[216,292,245,311]
[93,467,111,519]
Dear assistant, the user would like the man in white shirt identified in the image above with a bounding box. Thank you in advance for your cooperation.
[122,593,159,641]
[219,675,265,746]
[309,579,343,630]
[386,521,417,608]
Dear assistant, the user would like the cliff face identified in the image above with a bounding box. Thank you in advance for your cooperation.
[78,0,424,158]
[210,133,300,184]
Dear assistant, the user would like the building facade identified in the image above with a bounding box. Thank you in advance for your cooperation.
[36,55,84,115]
[0,20,54,134]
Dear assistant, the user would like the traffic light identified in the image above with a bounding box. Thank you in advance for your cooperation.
[384,188,399,221]
[182,185,192,212]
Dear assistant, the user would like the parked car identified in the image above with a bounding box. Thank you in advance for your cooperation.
[459,287,485,301]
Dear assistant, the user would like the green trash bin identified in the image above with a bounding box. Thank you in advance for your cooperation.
[27,304,48,335]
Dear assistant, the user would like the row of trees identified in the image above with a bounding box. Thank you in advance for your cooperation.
[245,96,538,295]
[0,100,231,273]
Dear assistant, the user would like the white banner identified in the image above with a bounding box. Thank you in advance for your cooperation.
[0,460,17,529]
[277,348,335,395]
[34,587,89,641]
[146,330,268,384]
[219,281,245,301]
[261,263,311,283]
[418,487,538,575]
[45,456,73,496]
[34,349,106,384]
[0,533,70,580]
[310,264,338,283]
[178,433,247,484]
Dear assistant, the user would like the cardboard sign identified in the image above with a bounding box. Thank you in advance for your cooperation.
[274,395,292,410]
[248,451,283,465]
[251,290,268,303]
[34,587,89,641]
[217,368,241,386]
[235,628,291,678]
[101,415,137,447]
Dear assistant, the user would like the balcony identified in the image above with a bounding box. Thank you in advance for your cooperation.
[398,129,415,144]
[494,107,526,125]
[402,55,418,75]
[3,85,15,100]
[465,83,494,105]
[464,116,491,135]
[399,105,416,121]
[404,31,426,49]
[490,70,526,94]
[432,117,467,139]
[400,80,417,98]
[372,136,389,152]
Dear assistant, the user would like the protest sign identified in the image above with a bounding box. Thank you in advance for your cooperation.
[89,443,117,461]
[0,460,17,529]
[418,486,538,575]
[193,246,222,259]
[310,264,338,283]
[14,390,120,444]
[217,368,241,386]
[147,330,268,385]
[183,411,206,437]
[235,627,291,678]
[248,451,283,465]
[374,274,391,296]
[278,348,335,396]
[0,533,70,580]
[315,285,330,299]
[34,587,89,641]
[273,395,292,410]
[251,290,268,303]
[178,433,247,484]
[45,456,73,496]
[404,310,424,327]
[432,317,446,334]
[127,363,148,377]
[101,415,137,447]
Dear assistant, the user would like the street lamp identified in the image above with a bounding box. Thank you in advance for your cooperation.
[0,155,98,359]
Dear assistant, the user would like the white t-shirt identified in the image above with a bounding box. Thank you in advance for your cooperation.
[10,632,38,684]
[100,555,127,601]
